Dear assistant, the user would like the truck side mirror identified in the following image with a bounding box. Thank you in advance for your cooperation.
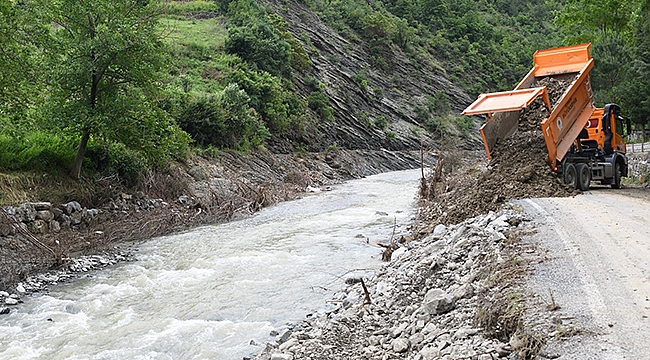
[626,117,632,136]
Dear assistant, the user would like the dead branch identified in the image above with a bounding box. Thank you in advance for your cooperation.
[359,278,372,307]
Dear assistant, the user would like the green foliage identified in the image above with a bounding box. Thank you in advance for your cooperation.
[307,90,335,122]
[86,142,147,188]
[326,143,339,152]
[453,116,475,136]
[36,0,190,178]
[225,19,292,77]
[556,0,650,128]
[374,116,389,129]
[427,91,450,116]
[0,131,76,172]
[227,66,302,132]
[177,83,270,150]
[0,0,45,119]
[224,0,310,76]
[353,72,370,93]
[310,0,562,95]
[385,129,396,141]
[410,126,422,137]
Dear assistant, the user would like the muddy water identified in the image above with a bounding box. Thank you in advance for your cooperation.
[0,169,421,360]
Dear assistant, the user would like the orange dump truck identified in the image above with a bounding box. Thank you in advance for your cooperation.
[463,43,630,189]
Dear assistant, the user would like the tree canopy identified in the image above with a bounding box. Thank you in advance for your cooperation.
[40,0,190,179]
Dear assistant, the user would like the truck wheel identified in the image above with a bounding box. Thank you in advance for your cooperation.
[611,162,622,189]
[564,163,578,189]
[576,163,591,191]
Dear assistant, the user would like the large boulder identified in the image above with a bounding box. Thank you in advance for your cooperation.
[422,288,455,315]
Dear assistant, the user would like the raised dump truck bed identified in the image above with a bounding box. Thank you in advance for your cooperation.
[463,44,629,189]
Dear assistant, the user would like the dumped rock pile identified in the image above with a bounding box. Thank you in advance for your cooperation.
[253,208,547,360]
[419,77,575,227]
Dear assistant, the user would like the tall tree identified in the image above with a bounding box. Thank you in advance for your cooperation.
[41,0,171,179]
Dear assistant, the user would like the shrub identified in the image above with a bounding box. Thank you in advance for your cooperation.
[86,142,147,188]
[177,83,269,150]
[353,73,369,93]
[385,129,396,141]
[308,90,334,122]
[374,116,388,129]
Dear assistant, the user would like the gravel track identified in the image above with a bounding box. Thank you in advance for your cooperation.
[519,188,650,359]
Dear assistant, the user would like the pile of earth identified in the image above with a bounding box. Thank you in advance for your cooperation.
[418,77,576,228]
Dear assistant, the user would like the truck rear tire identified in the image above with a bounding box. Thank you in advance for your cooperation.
[611,162,622,189]
[576,163,591,191]
[564,163,578,189]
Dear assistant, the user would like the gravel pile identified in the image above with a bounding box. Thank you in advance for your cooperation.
[252,208,552,360]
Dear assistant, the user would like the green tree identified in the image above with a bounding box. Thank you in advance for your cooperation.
[556,0,635,42]
[0,0,42,122]
[41,0,176,179]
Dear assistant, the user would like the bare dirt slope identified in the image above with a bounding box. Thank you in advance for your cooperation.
[519,188,650,359]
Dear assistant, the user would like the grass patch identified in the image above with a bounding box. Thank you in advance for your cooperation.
[160,16,227,52]
[0,132,76,172]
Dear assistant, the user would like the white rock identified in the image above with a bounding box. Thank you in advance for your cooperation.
[279,338,299,351]
[451,284,474,301]
[391,247,408,262]
[423,288,454,315]
[392,338,410,353]
[0,291,9,297]
[433,224,447,235]
[270,353,292,360]
[419,345,441,360]
[5,298,18,305]
[375,281,389,296]
[16,284,25,293]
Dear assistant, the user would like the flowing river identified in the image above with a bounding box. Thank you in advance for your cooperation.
[0,169,422,360]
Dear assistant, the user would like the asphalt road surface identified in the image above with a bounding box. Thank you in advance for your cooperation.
[520,187,650,359]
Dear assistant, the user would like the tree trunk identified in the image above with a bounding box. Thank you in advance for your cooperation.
[71,129,91,180]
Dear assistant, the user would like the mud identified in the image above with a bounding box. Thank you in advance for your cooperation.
[418,77,575,228]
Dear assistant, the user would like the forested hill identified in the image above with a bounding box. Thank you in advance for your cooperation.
[1,0,649,199]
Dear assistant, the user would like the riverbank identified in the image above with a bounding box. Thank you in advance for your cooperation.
[0,149,426,297]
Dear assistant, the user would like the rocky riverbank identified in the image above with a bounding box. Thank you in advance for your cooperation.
[0,149,427,297]
[252,205,568,360]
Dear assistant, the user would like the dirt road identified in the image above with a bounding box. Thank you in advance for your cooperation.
[519,187,650,359]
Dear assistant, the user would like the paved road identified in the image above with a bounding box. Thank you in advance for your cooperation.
[519,187,650,359]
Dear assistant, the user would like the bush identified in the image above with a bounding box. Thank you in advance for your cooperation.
[385,129,396,141]
[227,66,300,132]
[307,90,334,122]
[374,116,388,129]
[86,142,147,188]
[453,116,475,135]
[353,73,369,93]
[177,83,270,150]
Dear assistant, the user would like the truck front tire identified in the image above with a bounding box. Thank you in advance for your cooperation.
[611,162,622,189]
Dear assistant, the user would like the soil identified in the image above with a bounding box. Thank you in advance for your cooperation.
[417,77,576,229]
